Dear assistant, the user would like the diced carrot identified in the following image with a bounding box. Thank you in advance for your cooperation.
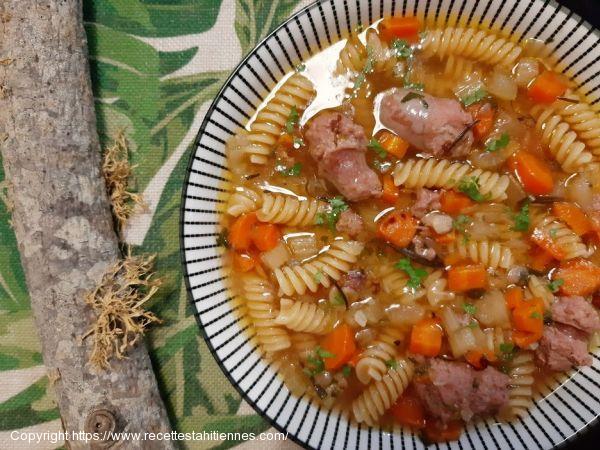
[233,252,257,272]
[447,264,487,292]
[512,297,544,335]
[555,258,600,296]
[250,223,281,252]
[527,71,568,104]
[379,16,421,43]
[528,245,557,272]
[552,202,594,236]
[229,213,258,251]
[465,349,497,370]
[434,230,456,245]
[381,174,400,204]
[390,393,426,429]
[513,330,543,348]
[444,252,467,266]
[440,190,474,215]
[423,419,463,444]
[466,103,495,142]
[409,317,443,357]
[505,287,524,310]
[277,133,294,149]
[530,227,565,260]
[320,324,357,371]
[507,150,554,195]
[377,210,418,248]
[378,131,410,159]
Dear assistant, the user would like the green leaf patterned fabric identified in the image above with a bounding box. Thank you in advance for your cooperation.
[0,0,309,447]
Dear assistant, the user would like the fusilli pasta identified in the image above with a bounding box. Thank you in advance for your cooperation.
[242,275,291,354]
[274,240,364,296]
[532,215,590,260]
[226,186,262,217]
[352,359,414,426]
[448,239,513,269]
[530,105,594,172]
[443,55,475,80]
[393,158,509,201]
[355,327,404,384]
[423,270,455,308]
[366,29,396,73]
[243,73,315,165]
[525,275,555,310]
[337,36,367,73]
[421,28,522,67]
[274,299,337,334]
[257,193,327,226]
[503,351,535,419]
[376,264,407,297]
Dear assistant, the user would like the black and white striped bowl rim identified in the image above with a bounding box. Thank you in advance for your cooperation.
[180,0,600,448]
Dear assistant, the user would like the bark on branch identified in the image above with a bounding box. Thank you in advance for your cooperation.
[0,1,173,448]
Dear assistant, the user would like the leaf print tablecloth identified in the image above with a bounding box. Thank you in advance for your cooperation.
[0,1,311,448]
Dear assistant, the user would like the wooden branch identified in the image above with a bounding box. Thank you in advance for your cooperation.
[0,1,173,448]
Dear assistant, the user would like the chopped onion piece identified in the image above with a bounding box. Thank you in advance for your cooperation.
[513,58,540,88]
[485,71,518,101]
[286,232,318,260]
[474,289,510,328]
[260,242,290,270]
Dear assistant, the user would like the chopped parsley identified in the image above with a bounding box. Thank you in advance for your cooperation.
[276,162,302,177]
[316,347,335,359]
[462,303,477,315]
[467,320,478,329]
[403,80,425,91]
[315,197,349,230]
[285,106,299,134]
[331,292,346,306]
[295,63,306,72]
[550,228,558,239]
[304,346,335,377]
[353,46,375,91]
[293,137,304,148]
[530,311,542,320]
[385,359,399,369]
[313,270,324,283]
[458,176,490,202]
[401,91,429,109]
[460,88,488,107]
[512,202,530,232]
[368,138,388,158]
[391,38,413,59]
[216,228,230,248]
[453,214,471,244]
[394,258,428,290]
[499,342,516,361]
[485,133,510,153]
[547,278,564,293]
[341,365,352,377]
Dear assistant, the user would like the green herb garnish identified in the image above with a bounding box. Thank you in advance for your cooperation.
[353,46,375,91]
[547,278,564,293]
[453,214,471,244]
[467,321,478,329]
[368,138,387,158]
[530,311,542,320]
[295,63,306,72]
[391,38,413,59]
[460,88,488,107]
[499,342,516,361]
[462,303,477,315]
[401,91,429,108]
[305,347,335,377]
[315,196,349,230]
[293,137,304,148]
[394,258,428,289]
[341,365,352,377]
[385,359,399,369]
[458,176,490,202]
[485,133,510,152]
[331,292,346,306]
[316,347,335,359]
[285,106,299,134]
[313,270,324,283]
[276,162,302,177]
[512,202,530,232]
[550,228,558,239]
[216,229,230,248]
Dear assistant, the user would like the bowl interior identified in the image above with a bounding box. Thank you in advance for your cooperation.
[181,1,600,448]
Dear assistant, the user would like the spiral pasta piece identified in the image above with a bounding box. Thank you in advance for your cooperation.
[525,275,555,310]
[393,158,509,201]
[352,359,414,426]
[532,215,590,260]
[421,28,522,67]
[443,55,475,80]
[376,264,407,297]
[274,240,364,296]
[503,351,535,419]
[530,105,594,172]
[242,275,291,354]
[243,73,315,165]
[366,29,396,73]
[337,36,367,73]
[448,239,513,269]
[257,193,327,226]
[274,299,337,334]
[423,270,455,308]
[547,94,600,155]
[355,327,404,384]
[226,186,262,217]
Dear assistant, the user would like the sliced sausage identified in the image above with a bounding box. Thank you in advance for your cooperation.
[336,209,364,237]
[378,88,474,157]
[535,324,592,371]
[305,112,382,201]
[552,296,600,335]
